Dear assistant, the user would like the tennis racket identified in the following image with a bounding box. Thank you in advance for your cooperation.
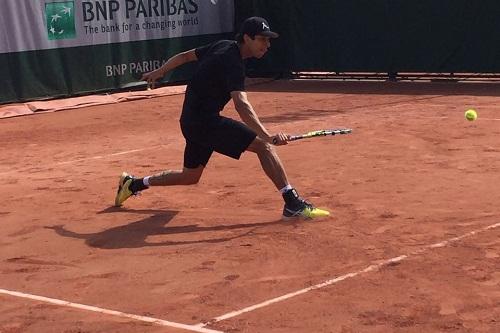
[273,128,352,144]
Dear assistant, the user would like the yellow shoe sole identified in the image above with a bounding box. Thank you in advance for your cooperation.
[283,207,330,220]
[114,172,133,207]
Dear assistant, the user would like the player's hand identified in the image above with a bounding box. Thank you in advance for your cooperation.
[141,69,164,89]
[271,133,289,146]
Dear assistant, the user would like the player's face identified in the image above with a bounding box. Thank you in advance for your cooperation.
[249,35,271,58]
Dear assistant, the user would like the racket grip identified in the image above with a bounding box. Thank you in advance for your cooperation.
[272,137,278,144]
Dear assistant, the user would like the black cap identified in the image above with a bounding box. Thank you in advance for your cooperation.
[237,17,279,39]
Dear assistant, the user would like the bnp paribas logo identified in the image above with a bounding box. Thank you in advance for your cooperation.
[45,1,76,40]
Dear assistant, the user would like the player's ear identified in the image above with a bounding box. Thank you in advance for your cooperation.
[242,33,252,44]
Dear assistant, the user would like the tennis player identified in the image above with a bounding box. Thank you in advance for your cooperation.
[115,17,329,219]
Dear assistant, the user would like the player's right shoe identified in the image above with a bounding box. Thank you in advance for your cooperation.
[281,188,330,219]
[114,172,136,207]
[282,200,330,219]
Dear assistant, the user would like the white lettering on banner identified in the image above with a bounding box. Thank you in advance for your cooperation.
[129,60,162,74]
[105,63,128,76]
[105,59,165,77]
[0,0,234,54]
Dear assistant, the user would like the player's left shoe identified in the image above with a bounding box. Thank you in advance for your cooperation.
[114,172,137,207]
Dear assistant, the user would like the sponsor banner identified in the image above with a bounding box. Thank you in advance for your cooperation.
[0,33,231,104]
[0,0,234,54]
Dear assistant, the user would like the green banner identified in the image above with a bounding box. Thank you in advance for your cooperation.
[1,0,234,104]
[0,34,232,104]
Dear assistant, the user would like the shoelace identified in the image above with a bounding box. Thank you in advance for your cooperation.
[301,200,314,210]
[124,175,141,196]
[285,199,315,217]
[288,198,314,211]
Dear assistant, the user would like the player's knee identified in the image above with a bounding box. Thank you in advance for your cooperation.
[248,137,276,156]
[183,172,202,185]
[180,166,203,185]
[252,139,272,153]
[186,178,199,185]
[259,141,275,156]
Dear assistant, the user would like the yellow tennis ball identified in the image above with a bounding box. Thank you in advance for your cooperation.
[465,109,477,121]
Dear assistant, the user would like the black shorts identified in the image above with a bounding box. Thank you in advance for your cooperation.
[180,116,257,169]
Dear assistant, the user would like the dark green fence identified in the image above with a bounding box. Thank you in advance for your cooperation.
[4,1,500,104]
[235,1,500,75]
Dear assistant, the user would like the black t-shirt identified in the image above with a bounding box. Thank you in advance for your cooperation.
[181,40,245,123]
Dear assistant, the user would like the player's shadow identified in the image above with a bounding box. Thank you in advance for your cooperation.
[45,208,288,249]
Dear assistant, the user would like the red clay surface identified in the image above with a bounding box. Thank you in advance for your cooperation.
[1,80,499,333]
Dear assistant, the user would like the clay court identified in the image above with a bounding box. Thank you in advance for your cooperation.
[1,80,499,333]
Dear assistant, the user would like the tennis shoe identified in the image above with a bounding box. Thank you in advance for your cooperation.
[114,172,137,207]
[282,200,330,219]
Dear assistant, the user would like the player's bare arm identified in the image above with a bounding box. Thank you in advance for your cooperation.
[231,91,288,145]
[141,49,198,89]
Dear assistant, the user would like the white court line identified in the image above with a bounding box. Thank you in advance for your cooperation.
[0,288,222,333]
[198,221,500,326]
[54,146,169,165]
[1,226,498,333]
[0,144,169,176]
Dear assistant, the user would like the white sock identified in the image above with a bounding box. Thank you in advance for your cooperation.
[143,176,151,187]
[279,184,293,194]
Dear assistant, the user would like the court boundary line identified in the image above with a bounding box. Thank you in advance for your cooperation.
[198,221,500,327]
[0,288,222,333]
[0,144,170,176]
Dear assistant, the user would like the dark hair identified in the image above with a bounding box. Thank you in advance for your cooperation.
[235,32,256,44]
[235,33,244,43]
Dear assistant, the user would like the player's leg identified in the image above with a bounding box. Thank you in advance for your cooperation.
[205,117,329,219]
[245,137,329,219]
[127,165,204,193]
[114,140,212,207]
[246,136,288,190]
[145,166,204,186]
